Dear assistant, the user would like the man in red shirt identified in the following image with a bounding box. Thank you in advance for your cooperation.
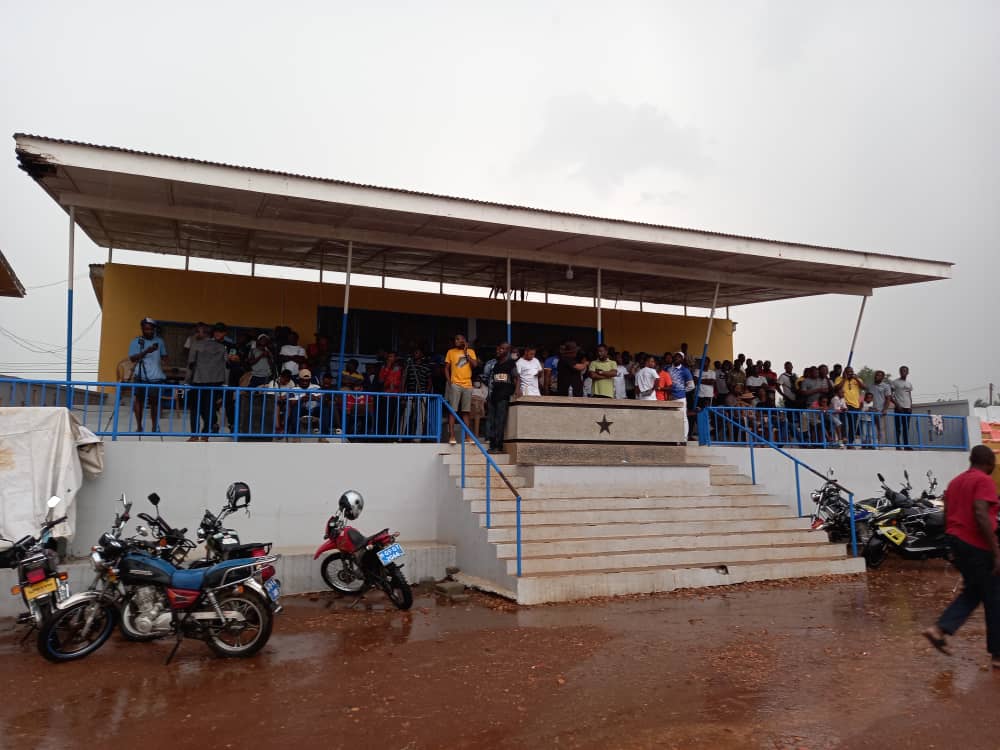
[924,445,1000,666]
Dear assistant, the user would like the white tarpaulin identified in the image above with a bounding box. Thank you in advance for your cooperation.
[0,407,102,543]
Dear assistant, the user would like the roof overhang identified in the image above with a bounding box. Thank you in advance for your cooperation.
[0,250,25,297]
[13,134,952,308]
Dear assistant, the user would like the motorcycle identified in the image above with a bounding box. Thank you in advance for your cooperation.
[91,485,281,643]
[1,496,72,628]
[809,470,875,547]
[314,490,412,611]
[73,496,278,661]
[863,501,950,568]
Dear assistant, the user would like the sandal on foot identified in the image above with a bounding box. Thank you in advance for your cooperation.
[923,628,951,655]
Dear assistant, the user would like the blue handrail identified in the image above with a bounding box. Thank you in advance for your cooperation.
[440,398,522,577]
[698,408,859,557]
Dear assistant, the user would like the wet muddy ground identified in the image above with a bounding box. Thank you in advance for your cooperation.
[2,561,999,749]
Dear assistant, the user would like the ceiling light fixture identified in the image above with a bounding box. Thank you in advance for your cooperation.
[565,265,574,280]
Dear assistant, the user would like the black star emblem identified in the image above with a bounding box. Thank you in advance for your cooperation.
[596,414,613,434]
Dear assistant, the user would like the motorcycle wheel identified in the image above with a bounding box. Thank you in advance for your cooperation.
[37,600,116,663]
[382,564,413,611]
[864,537,889,569]
[321,553,365,595]
[206,590,272,658]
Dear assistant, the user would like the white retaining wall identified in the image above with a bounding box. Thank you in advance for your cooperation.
[71,442,454,557]
[713,446,969,513]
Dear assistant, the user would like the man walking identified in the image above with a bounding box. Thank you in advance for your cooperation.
[445,334,478,444]
[402,348,433,437]
[486,342,518,453]
[923,445,1000,668]
[891,366,914,450]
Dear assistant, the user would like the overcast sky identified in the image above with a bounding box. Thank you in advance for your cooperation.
[1,1,997,401]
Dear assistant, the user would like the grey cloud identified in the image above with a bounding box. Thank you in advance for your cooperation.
[518,94,709,192]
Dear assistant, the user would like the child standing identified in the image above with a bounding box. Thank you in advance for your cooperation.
[470,378,488,438]
[830,387,847,445]
[859,391,876,447]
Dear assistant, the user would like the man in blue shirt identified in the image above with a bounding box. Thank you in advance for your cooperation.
[128,317,169,433]
[667,352,694,440]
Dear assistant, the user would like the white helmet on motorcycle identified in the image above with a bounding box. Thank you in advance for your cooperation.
[339,490,364,520]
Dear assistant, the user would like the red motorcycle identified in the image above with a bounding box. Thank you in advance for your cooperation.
[313,490,412,610]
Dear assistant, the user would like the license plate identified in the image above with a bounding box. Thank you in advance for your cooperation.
[377,543,404,566]
[264,578,281,602]
[24,577,58,601]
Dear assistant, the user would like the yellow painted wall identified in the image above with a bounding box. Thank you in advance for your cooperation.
[96,264,734,381]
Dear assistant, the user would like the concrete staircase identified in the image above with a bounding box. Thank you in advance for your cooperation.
[440,446,864,605]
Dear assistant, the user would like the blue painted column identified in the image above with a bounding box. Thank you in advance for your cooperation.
[65,207,76,407]
[845,295,869,368]
[336,241,353,390]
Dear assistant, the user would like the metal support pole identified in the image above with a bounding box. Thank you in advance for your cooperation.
[319,251,324,284]
[184,251,190,271]
[107,246,113,263]
[336,241,353,390]
[251,259,256,277]
[693,282,721,399]
[845,295,869,368]
[848,492,858,557]
[66,207,76,393]
[794,463,802,517]
[505,256,512,343]
[596,268,603,345]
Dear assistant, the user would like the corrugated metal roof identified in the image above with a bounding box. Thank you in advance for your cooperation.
[13,132,947,267]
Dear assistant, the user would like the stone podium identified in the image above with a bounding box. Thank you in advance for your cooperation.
[503,396,688,465]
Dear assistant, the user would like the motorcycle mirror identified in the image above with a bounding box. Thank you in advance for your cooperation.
[877,473,885,482]
[148,492,160,507]
[904,470,910,480]
[46,496,61,510]
[827,468,835,478]
[135,525,150,538]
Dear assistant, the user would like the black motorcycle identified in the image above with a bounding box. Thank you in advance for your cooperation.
[863,497,950,568]
[1,497,72,629]
[809,470,875,548]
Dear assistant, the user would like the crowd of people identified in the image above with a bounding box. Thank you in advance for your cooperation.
[123,318,917,449]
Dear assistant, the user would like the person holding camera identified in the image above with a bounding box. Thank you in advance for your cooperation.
[128,317,169,433]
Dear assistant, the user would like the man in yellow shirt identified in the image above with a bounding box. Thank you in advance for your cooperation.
[588,344,617,398]
[444,333,479,444]
[835,366,865,447]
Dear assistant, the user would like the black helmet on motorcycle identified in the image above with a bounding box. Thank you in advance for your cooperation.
[226,481,251,509]
[339,490,364,520]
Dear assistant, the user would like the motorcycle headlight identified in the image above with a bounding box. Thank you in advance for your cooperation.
[810,491,821,502]
[89,550,105,572]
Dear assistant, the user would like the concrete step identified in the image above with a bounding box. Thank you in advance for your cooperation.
[469,494,786,514]
[507,541,845,575]
[482,504,795,528]
[495,529,826,558]
[461,483,771,501]
[441,452,511,466]
[458,475,529,489]
[447,463,527,478]
[487,516,814,542]
[709,465,743,476]
[514,556,867,605]
[710,475,754,486]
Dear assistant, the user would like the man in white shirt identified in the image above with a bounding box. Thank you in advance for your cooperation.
[635,355,659,401]
[279,331,307,378]
[891,365,914,450]
[516,345,544,397]
[613,353,628,400]
[287,368,320,441]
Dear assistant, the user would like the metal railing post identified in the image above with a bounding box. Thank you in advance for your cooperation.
[486,462,491,528]
[340,392,348,443]
[749,433,756,485]
[516,494,522,577]
[794,463,802,517]
[111,384,122,441]
[848,492,858,558]
[461,436,466,489]
[233,387,241,443]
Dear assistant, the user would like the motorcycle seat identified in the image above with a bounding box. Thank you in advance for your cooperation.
[171,559,252,590]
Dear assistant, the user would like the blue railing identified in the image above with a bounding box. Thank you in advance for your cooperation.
[699,405,968,452]
[698,407,859,557]
[440,399,523,577]
[0,378,442,442]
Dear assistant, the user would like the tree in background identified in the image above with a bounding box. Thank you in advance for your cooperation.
[856,366,875,386]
